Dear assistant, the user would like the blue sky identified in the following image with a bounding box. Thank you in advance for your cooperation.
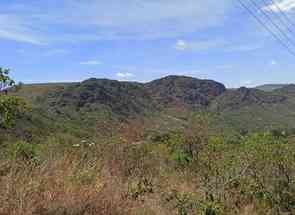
[1,0,295,88]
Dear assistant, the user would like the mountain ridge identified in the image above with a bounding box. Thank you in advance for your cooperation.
[11,75,295,133]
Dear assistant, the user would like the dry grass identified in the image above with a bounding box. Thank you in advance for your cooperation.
[1,129,295,215]
[0,139,171,215]
[0,142,134,215]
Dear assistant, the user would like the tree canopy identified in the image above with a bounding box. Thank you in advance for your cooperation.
[0,67,30,128]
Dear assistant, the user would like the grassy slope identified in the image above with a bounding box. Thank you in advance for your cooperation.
[3,83,97,142]
[210,87,295,132]
[10,83,76,104]
[216,102,295,132]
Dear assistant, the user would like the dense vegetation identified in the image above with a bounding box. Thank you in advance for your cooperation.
[2,72,295,214]
[2,114,295,214]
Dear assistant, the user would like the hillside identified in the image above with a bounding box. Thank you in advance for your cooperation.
[208,86,295,131]
[255,84,288,92]
[9,76,295,135]
[45,78,158,118]
[274,84,295,96]
[41,76,226,118]
[210,87,286,111]
[9,82,76,105]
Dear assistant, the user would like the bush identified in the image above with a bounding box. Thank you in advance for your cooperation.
[242,132,287,145]
[6,140,39,162]
[0,96,31,128]
[165,190,224,215]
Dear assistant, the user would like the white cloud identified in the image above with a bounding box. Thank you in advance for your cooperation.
[242,80,255,87]
[0,14,46,45]
[0,0,235,44]
[116,72,134,78]
[263,0,295,12]
[225,43,264,52]
[175,40,188,50]
[172,70,205,77]
[16,48,68,57]
[175,39,263,52]
[80,60,102,65]
[0,30,44,45]
[175,39,225,51]
[114,65,211,81]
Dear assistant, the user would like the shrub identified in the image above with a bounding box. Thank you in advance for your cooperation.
[165,190,224,215]
[0,96,31,128]
[6,140,39,162]
[128,177,154,200]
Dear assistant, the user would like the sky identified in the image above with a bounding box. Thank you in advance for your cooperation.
[1,0,295,88]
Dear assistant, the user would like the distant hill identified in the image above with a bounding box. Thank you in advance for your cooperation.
[10,76,295,134]
[210,87,286,111]
[209,87,294,132]
[255,84,288,92]
[46,78,158,118]
[44,76,226,118]
[274,84,295,96]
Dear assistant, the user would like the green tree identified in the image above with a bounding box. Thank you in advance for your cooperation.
[0,96,30,128]
[0,68,30,128]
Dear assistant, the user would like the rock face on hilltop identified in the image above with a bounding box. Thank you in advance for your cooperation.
[210,87,286,111]
[145,75,226,108]
[46,76,227,117]
[47,78,158,117]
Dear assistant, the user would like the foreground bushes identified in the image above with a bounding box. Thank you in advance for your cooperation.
[1,130,295,214]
